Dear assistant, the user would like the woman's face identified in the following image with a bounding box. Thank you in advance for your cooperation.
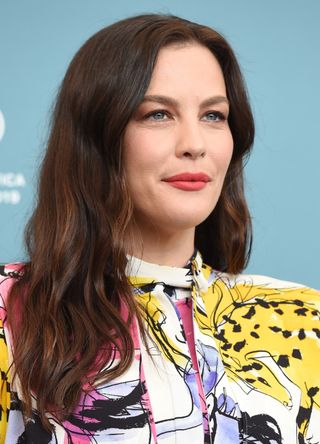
[123,43,233,238]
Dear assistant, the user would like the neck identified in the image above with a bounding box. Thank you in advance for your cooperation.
[126,224,195,267]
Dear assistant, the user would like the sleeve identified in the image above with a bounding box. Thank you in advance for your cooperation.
[0,317,9,444]
[0,265,21,444]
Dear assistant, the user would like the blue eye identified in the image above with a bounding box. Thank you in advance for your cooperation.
[145,110,169,121]
[203,111,225,121]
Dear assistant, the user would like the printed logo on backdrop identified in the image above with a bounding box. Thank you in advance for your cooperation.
[0,109,27,205]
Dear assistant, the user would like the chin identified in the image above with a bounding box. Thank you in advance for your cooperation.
[162,209,215,231]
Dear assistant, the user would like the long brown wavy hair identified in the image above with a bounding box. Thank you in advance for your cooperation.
[8,14,254,426]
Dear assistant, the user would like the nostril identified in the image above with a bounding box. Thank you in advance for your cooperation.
[182,150,206,158]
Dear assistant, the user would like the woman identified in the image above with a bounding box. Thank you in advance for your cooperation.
[0,13,319,444]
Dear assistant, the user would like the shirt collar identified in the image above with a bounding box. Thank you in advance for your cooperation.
[126,250,208,291]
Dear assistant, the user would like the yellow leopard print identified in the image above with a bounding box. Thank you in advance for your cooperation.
[196,265,320,439]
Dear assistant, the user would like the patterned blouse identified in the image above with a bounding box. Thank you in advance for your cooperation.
[0,252,319,443]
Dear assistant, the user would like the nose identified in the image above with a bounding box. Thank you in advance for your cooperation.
[175,119,206,159]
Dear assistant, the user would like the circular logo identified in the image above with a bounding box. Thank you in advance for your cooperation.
[0,110,5,141]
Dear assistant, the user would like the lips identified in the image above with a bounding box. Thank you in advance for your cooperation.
[162,172,211,191]
[164,172,211,182]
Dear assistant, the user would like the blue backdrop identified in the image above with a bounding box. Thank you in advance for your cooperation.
[0,0,319,288]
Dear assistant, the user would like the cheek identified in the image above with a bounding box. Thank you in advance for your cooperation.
[216,133,234,175]
[123,143,159,199]
[224,146,234,172]
[123,129,166,175]
[123,136,146,185]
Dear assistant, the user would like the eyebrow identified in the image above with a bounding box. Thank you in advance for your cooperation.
[141,94,229,108]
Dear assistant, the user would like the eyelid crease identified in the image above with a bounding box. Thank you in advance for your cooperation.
[144,109,172,119]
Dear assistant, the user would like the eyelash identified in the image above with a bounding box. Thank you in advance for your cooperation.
[144,109,227,122]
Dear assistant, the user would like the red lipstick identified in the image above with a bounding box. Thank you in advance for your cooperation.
[163,172,211,191]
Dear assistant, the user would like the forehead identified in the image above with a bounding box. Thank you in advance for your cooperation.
[146,42,226,97]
